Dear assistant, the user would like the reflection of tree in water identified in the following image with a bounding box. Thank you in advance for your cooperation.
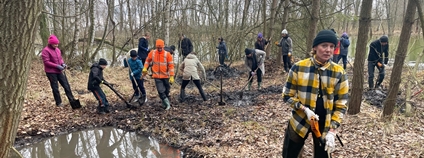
[95,128,126,158]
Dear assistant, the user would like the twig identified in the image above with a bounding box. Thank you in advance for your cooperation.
[11,146,23,158]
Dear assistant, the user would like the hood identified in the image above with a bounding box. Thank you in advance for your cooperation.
[91,63,103,70]
[186,53,197,59]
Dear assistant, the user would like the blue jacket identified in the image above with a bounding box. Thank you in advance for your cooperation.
[339,37,350,56]
[217,41,227,55]
[137,37,149,59]
[125,58,143,80]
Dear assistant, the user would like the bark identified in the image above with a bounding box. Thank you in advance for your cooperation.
[382,0,417,118]
[39,4,50,48]
[277,0,289,65]
[84,0,95,69]
[69,0,81,61]
[305,0,320,57]
[0,1,41,157]
[165,0,172,45]
[348,0,373,115]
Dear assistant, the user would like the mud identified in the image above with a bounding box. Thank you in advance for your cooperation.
[363,89,406,108]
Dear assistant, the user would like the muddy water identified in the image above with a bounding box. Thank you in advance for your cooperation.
[14,127,182,158]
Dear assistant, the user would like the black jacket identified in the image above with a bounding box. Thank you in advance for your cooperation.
[255,39,269,51]
[179,37,193,56]
[87,63,105,91]
[368,39,389,64]
[137,37,149,59]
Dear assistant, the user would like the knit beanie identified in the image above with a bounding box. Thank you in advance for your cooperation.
[282,29,288,34]
[156,39,164,48]
[99,58,108,65]
[379,35,389,42]
[245,48,254,55]
[257,33,263,38]
[312,30,338,48]
[48,35,60,45]
[130,50,137,57]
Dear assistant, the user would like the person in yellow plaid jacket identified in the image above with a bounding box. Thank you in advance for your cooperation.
[282,29,349,158]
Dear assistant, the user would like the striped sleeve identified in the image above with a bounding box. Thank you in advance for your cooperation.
[167,52,175,76]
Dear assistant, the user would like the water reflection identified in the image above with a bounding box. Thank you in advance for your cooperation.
[16,127,182,158]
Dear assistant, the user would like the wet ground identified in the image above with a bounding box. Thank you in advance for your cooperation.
[363,88,405,108]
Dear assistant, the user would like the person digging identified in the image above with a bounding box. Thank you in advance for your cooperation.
[87,58,111,114]
[178,52,208,102]
[244,48,266,90]
[142,39,175,110]
[124,50,147,105]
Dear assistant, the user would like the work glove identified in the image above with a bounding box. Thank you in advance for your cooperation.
[131,72,134,76]
[251,71,256,75]
[56,65,65,71]
[274,41,279,46]
[325,131,336,153]
[61,63,67,69]
[288,53,292,57]
[142,67,148,76]
[377,62,384,68]
[169,76,174,84]
[304,107,319,121]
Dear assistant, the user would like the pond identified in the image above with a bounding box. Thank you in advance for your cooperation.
[13,127,182,158]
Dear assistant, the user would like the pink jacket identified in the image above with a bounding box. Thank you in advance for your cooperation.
[41,46,64,74]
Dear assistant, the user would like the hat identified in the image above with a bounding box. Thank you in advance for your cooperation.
[48,35,60,45]
[130,50,137,57]
[245,48,254,55]
[312,30,338,48]
[99,58,108,65]
[282,29,288,34]
[257,33,263,38]
[379,35,389,42]
[218,37,224,41]
[156,39,164,48]
[170,45,176,51]
[330,28,336,34]
[342,32,348,38]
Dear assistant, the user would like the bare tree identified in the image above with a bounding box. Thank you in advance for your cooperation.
[348,0,373,115]
[382,0,417,118]
[305,0,320,57]
[0,1,42,157]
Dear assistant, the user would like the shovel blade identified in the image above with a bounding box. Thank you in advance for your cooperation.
[70,99,82,109]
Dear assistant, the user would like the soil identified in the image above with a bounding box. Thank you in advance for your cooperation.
[15,58,424,157]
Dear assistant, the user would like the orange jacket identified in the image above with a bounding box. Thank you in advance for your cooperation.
[334,41,341,55]
[144,49,174,79]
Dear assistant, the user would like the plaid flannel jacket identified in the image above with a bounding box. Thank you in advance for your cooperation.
[282,57,349,138]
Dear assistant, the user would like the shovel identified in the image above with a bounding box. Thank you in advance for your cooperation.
[124,58,146,106]
[62,69,82,109]
[103,82,133,108]
[237,67,259,99]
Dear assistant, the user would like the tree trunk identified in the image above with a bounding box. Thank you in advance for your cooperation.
[69,0,80,62]
[277,0,289,65]
[348,0,373,115]
[165,0,172,45]
[382,0,416,119]
[266,0,278,59]
[0,1,41,157]
[305,0,320,58]
[84,0,95,69]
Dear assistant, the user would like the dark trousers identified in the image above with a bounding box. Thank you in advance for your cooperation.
[154,78,171,100]
[282,122,330,158]
[248,68,262,83]
[181,79,207,100]
[332,54,339,63]
[219,54,226,65]
[131,78,146,96]
[368,61,385,88]
[91,87,109,107]
[141,58,146,65]
[282,55,292,72]
[337,55,347,69]
[46,73,75,106]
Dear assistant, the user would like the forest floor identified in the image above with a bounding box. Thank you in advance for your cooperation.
[14,58,424,157]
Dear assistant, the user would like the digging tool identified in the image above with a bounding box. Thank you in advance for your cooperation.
[103,82,133,108]
[124,58,146,106]
[62,69,82,109]
[310,115,344,153]
[237,66,260,99]
[218,66,226,105]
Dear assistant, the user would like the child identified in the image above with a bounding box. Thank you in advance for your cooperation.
[125,50,147,104]
[87,58,110,114]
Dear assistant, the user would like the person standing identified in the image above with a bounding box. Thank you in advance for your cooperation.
[330,29,341,63]
[367,35,389,89]
[276,29,293,73]
[216,37,228,66]
[178,52,208,102]
[143,39,175,110]
[255,33,269,51]
[137,32,151,65]
[244,48,266,90]
[282,29,349,158]
[336,32,350,69]
[41,34,77,107]
[87,58,110,114]
[125,50,147,104]
[178,34,193,60]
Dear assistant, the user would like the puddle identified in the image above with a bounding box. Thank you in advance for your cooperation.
[13,127,182,158]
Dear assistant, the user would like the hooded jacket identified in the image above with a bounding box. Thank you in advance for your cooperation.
[41,45,65,74]
[179,54,206,80]
[368,39,389,64]
[87,63,105,91]
[245,49,266,75]
[339,35,350,56]
[217,41,227,55]
[137,37,149,59]
[144,49,175,79]
[277,35,293,55]
[126,58,143,80]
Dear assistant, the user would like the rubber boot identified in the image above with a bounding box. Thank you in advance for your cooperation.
[138,94,146,106]
[163,98,171,110]
[179,89,186,103]
[258,82,262,90]
[368,78,374,90]
[247,82,252,91]
[97,105,105,114]
[199,88,208,101]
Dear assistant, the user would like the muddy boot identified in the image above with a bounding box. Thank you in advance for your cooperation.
[258,82,262,90]
[97,105,105,114]
[368,78,374,90]
[138,94,146,106]
[199,88,208,101]
[179,89,186,103]
[247,82,252,91]
[162,98,171,110]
